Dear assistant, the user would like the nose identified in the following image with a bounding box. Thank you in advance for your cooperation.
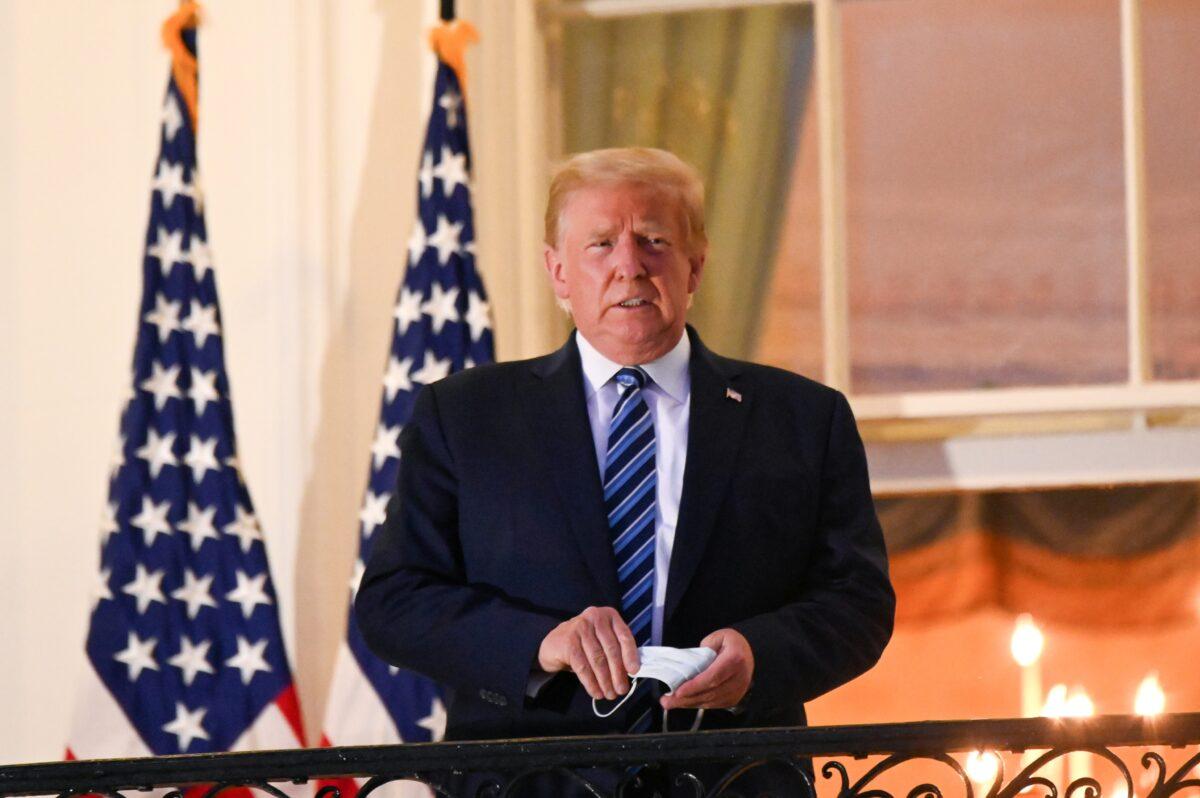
[611,233,646,280]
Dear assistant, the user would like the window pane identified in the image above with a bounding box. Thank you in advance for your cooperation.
[843,0,1128,394]
[1144,0,1200,380]
[755,80,824,380]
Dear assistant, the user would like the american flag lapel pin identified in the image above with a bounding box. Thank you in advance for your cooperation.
[725,387,743,403]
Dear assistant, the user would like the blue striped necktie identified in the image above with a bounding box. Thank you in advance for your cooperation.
[605,366,657,647]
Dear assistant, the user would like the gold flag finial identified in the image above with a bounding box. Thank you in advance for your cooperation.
[429,19,480,93]
[161,2,202,132]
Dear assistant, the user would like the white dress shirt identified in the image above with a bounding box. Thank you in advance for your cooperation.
[576,331,691,646]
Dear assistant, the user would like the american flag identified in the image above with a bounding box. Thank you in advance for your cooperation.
[67,15,305,761]
[320,55,493,787]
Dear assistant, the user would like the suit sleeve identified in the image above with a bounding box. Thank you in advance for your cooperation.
[355,383,562,711]
[731,390,895,711]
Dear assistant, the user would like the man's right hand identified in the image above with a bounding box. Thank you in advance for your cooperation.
[537,606,640,700]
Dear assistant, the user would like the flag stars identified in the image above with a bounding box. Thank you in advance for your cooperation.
[370,424,401,471]
[147,227,185,277]
[187,171,206,215]
[382,356,414,402]
[427,216,464,266]
[349,559,366,601]
[152,159,188,209]
[359,491,390,538]
[162,95,184,141]
[114,631,159,681]
[182,299,220,348]
[177,502,219,551]
[224,506,262,553]
[184,238,212,279]
[93,567,113,608]
[394,288,423,335]
[188,368,219,416]
[144,293,182,343]
[171,569,218,619]
[162,702,209,752]
[225,636,272,685]
[418,696,448,742]
[130,496,173,546]
[412,351,452,385]
[226,570,273,619]
[109,435,126,480]
[421,283,460,333]
[407,220,428,267]
[140,361,182,410]
[100,502,120,544]
[184,435,220,483]
[122,563,167,614]
[464,291,492,342]
[136,428,178,479]
[433,146,469,198]
[168,637,214,686]
[418,150,436,199]
[439,90,463,128]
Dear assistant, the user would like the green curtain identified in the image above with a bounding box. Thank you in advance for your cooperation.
[561,6,814,358]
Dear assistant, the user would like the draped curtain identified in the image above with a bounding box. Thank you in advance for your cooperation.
[560,6,814,357]
[880,483,1200,628]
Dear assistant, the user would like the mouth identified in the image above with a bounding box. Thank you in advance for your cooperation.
[615,298,651,309]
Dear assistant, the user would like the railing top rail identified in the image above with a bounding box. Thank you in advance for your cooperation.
[4,713,1200,797]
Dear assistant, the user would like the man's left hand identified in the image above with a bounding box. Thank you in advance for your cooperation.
[659,628,754,710]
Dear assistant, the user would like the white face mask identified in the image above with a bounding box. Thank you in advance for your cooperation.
[592,645,716,719]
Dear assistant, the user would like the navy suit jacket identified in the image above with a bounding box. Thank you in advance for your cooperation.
[356,327,894,741]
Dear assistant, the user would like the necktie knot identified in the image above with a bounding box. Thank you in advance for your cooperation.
[614,366,648,392]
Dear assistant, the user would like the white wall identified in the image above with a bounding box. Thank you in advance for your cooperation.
[0,0,554,762]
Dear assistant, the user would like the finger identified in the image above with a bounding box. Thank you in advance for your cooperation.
[672,656,736,698]
[610,614,641,675]
[568,646,607,700]
[662,675,740,710]
[577,626,617,699]
[667,669,736,706]
[594,617,630,694]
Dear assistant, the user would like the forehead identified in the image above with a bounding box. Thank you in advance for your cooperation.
[561,181,682,233]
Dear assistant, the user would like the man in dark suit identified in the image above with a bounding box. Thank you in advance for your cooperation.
[356,148,893,753]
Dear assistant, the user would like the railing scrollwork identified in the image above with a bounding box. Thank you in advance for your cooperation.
[3,713,1198,798]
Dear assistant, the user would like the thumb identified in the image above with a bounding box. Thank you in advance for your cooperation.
[699,629,726,651]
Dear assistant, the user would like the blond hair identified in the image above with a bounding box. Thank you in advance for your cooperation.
[544,147,707,256]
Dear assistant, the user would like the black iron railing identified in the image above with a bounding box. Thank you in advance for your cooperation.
[3,714,1199,798]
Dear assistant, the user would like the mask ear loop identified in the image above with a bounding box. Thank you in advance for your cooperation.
[661,706,706,732]
[592,677,641,718]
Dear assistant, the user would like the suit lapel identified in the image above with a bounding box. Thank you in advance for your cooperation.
[525,334,622,607]
[665,329,750,622]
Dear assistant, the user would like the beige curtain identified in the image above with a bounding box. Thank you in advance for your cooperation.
[561,7,813,357]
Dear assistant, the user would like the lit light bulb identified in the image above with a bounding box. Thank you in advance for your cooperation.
[1011,614,1045,667]
[1134,673,1165,716]
[966,750,1001,785]
[1065,687,1095,718]
[1043,684,1069,718]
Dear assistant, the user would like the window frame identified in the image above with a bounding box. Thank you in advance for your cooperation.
[540,0,1200,491]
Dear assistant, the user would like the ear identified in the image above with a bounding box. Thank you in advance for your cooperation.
[687,247,706,295]
[543,244,571,301]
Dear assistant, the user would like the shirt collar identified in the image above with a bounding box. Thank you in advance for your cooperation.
[576,330,691,405]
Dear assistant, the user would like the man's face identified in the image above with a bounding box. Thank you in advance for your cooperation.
[543,181,705,365]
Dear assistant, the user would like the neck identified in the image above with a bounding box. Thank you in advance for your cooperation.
[582,329,685,366]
